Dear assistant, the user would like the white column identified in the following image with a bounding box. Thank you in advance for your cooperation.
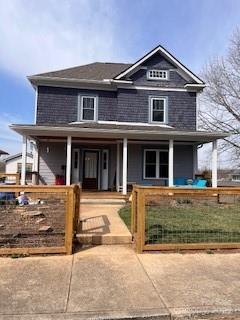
[168,139,174,187]
[116,143,120,192]
[122,138,128,195]
[193,145,198,179]
[66,136,72,185]
[33,142,39,172]
[21,135,27,185]
[212,140,218,188]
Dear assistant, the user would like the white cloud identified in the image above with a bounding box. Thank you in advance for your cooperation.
[0,0,129,78]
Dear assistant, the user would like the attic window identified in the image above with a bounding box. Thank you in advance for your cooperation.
[147,70,169,80]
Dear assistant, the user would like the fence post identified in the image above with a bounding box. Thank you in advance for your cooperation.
[131,187,136,235]
[73,184,81,233]
[136,188,145,254]
[65,187,74,255]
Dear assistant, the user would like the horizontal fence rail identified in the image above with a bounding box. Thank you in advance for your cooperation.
[0,184,81,255]
[131,186,240,253]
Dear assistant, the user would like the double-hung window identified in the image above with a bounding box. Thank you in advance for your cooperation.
[144,149,168,179]
[79,95,97,121]
[149,96,167,123]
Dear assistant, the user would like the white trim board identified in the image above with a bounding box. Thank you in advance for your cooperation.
[114,45,204,84]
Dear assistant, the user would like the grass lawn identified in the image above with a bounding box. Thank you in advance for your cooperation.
[119,203,240,244]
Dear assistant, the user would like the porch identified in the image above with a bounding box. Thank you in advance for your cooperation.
[10,123,227,194]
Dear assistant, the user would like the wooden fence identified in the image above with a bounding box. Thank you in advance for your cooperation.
[0,184,81,255]
[0,173,20,185]
[131,185,240,253]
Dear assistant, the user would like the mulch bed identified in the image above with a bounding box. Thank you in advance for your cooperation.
[0,194,66,248]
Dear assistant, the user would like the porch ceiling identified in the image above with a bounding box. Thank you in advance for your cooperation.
[10,123,228,144]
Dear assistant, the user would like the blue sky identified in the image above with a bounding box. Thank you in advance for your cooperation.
[0,0,240,166]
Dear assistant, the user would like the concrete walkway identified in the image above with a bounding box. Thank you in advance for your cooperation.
[76,204,132,245]
[0,246,240,319]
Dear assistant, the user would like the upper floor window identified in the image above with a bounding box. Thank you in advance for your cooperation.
[147,69,169,80]
[79,95,98,122]
[149,96,168,123]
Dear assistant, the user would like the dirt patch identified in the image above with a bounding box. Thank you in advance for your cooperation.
[0,194,66,248]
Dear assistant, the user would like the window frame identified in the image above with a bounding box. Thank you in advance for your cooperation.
[149,96,168,124]
[143,149,169,180]
[147,69,169,81]
[78,94,98,122]
[232,174,240,182]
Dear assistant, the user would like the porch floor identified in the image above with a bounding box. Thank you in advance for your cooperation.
[76,198,132,245]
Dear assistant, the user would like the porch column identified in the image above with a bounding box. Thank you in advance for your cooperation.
[32,142,39,185]
[193,145,198,179]
[212,140,218,188]
[21,135,27,185]
[33,142,39,172]
[168,139,174,187]
[122,138,128,195]
[66,136,72,185]
[116,143,120,192]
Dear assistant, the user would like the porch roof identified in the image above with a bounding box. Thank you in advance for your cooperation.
[10,123,228,143]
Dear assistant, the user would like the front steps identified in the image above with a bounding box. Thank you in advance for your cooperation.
[76,198,132,245]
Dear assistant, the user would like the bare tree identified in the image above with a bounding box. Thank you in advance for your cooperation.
[199,28,240,165]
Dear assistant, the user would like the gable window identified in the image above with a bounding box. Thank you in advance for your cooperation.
[79,95,97,121]
[147,69,169,80]
[144,149,168,179]
[149,96,167,123]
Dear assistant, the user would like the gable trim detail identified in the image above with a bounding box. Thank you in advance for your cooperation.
[114,45,204,84]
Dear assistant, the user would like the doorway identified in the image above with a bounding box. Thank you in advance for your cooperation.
[82,150,99,189]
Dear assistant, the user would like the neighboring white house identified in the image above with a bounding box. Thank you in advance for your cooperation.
[5,153,33,174]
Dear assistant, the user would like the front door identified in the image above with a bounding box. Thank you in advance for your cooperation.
[83,151,98,189]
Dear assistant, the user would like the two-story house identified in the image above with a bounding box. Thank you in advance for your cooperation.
[11,45,226,194]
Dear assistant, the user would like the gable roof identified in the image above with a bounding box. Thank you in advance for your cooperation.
[0,149,9,156]
[28,45,204,87]
[4,152,33,162]
[32,62,132,81]
[114,45,204,84]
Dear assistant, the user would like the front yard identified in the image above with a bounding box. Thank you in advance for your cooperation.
[119,202,240,244]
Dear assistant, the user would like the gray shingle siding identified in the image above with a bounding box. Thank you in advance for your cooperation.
[36,50,197,129]
[128,52,189,88]
[37,86,117,124]
[117,89,196,130]
[37,86,196,130]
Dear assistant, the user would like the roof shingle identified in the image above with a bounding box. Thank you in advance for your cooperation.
[33,62,132,81]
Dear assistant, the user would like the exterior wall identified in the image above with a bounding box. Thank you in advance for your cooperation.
[5,156,33,174]
[128,143,194,185]
[36,53,197,130]
[37,86,117,124]
[128,52,189,88]
[117,89,196,130]
[38,141,194,187]
[37,86,196,130]
[39,142,66,185]
[38,141,117,188]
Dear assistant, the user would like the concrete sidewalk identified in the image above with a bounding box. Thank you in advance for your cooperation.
[0,245,240,319]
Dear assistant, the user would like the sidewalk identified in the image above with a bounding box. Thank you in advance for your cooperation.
[0,245,240,319]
